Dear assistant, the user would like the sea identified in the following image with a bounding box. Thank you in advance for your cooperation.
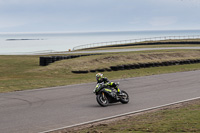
[0,30,200,55]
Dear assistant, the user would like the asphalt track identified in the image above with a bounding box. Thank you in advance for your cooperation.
[0,70,200,133]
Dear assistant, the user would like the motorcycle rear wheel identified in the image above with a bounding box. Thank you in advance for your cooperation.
[96,93,109,107]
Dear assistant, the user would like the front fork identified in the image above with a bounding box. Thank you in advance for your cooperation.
[102,92,105,99]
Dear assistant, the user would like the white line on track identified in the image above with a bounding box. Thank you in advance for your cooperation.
[40,96,200,133]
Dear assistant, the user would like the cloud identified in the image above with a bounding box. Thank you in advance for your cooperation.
[149,16,178,27]
[0,18,25,29]
[0,0,199,32]
[129,18,141,25]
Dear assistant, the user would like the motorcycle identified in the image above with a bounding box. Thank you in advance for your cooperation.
[93,82,129,107]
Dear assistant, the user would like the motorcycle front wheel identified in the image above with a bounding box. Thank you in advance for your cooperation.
[120,90,129,104]
[96,92,109,107]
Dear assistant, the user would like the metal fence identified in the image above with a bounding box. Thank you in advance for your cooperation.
[72,35,200,51]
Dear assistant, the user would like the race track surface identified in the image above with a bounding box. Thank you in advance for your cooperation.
[0,70,200,133]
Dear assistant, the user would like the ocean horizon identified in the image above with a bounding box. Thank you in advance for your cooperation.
[1,29,200,55]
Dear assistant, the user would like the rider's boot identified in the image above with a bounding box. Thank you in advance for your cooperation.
[116,87,123,96]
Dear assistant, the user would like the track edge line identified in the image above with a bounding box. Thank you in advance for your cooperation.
[39,96,200,133]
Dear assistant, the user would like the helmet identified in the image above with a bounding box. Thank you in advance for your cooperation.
[96,73,103,81]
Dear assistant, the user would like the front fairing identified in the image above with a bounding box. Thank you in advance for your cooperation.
[94,83,103,94]
[94,83,112,94]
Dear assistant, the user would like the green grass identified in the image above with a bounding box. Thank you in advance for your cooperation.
[70,49,200,71]
[75,100,200,133]
[1,49,200,93]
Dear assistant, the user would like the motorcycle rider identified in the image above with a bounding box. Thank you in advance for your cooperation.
[96,73,123,96]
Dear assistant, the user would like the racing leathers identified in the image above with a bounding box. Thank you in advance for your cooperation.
[97,77,122,95]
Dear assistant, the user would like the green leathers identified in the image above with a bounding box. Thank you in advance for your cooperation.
[96,73,122,94]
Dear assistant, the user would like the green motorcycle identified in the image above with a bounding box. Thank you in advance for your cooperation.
[93,82,129,107]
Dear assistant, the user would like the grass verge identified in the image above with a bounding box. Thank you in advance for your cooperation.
[73,99,200,133]
[0,49,200,93]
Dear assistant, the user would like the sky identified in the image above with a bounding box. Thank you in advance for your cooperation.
[0,0,200,33]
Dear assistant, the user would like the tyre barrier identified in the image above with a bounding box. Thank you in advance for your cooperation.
[96,69,105,72]
[39,57,53,66]
[124,65,131,70]
[39,54,101,66]
[71,59,200,74]
[139,63,145,68]
[154,62,160,67]
[133,64,139,69]
[130,64,136,69]
[90,70,97,73]
[39,57,47,66]
[71,70,89,74]
[105,68,112,72]
[117,65,125,70]
[90,68,111,73]
[110,66,118,71]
